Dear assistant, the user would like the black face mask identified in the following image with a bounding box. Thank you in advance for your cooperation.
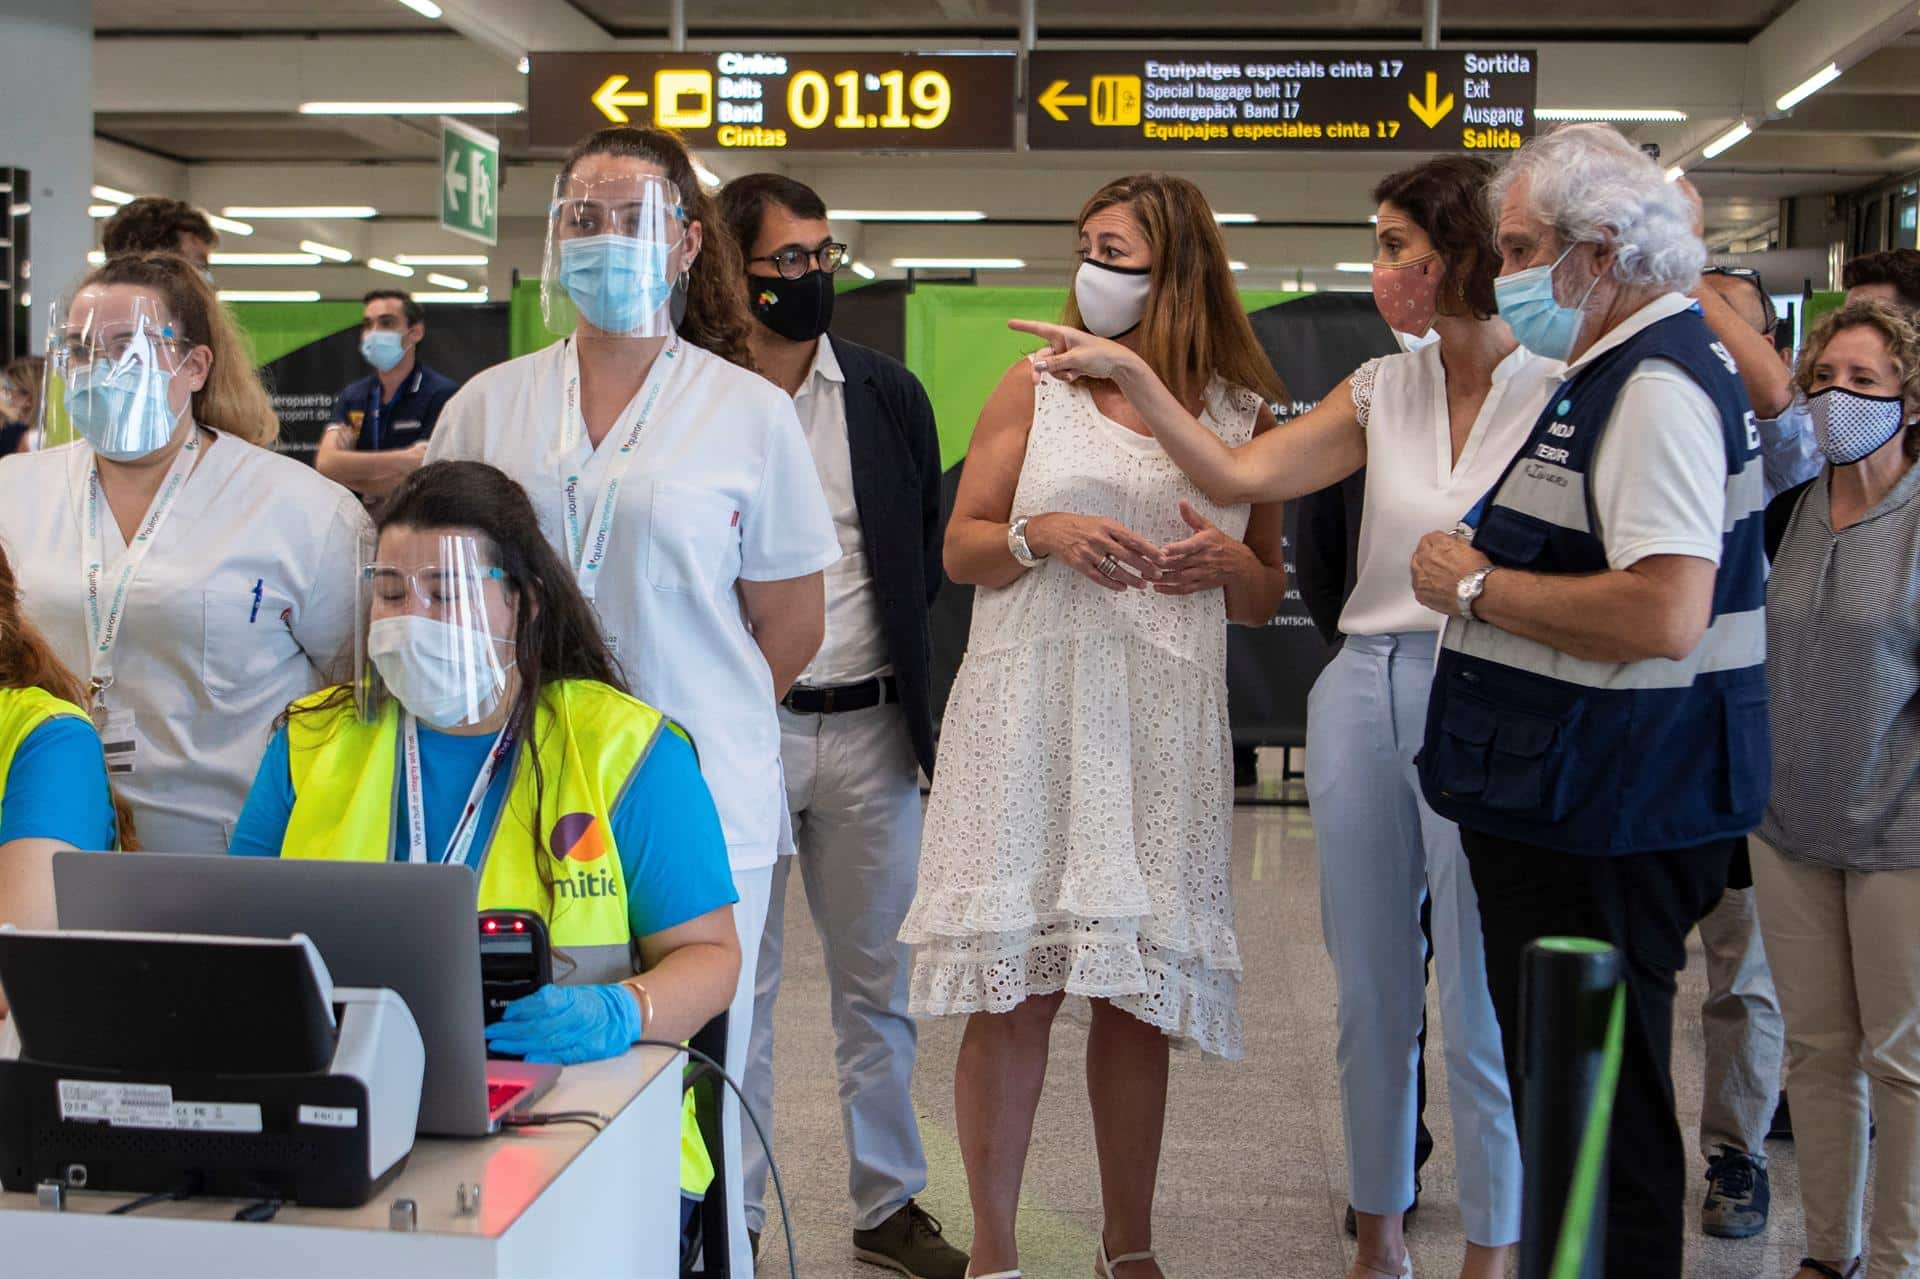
[750,270,835,343]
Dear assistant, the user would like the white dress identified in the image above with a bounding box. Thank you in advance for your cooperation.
[901,366,1260,1059]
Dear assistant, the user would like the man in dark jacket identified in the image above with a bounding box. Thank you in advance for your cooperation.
[719,174,965,1279]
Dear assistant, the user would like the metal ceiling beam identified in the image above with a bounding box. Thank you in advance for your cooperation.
[1742,0,1918,120]
[432,0,612,65]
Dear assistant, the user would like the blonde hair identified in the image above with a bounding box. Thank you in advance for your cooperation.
[1063,174,1287,408]
[1796,299,1920,462]
[77,252,279,448]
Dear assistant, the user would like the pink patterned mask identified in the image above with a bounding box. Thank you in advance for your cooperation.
[1371,251,1442,337]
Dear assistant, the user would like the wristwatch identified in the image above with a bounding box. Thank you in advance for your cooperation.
[1008,516,1046,568]
[1456,566,1496,622]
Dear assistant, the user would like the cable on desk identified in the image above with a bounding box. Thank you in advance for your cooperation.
[234,1197,283,1223]
[637,1038,800,1279]
[501,1109,609,1134]
[108,1173,203,1216]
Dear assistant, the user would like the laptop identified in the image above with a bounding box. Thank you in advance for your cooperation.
[53,854,559,1137]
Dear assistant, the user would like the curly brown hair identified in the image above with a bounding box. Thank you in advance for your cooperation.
[101,198,217,258]
[558,127,756,372]
[1796,299,1920,462]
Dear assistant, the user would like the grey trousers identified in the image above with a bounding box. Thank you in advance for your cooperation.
[1698,881,1785,1160]
[742,702,929,1234]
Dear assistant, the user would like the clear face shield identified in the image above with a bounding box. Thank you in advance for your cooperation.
[540,171,692,340]
[356,528,520,730]
[46,291,199,462]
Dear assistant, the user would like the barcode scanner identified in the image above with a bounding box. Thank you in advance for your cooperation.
[479,911,552,1058]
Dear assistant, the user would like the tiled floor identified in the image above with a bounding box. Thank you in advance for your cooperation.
[752,775,1827,1278]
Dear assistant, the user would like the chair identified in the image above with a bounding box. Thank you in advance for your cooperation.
[680,1011,731,1279]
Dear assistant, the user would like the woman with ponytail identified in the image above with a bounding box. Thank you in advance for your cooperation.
[427,126,838,1275]
[0,539,116,945]
[0,252,368,852]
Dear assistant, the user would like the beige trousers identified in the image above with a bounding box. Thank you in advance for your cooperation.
[1752,838,1920,1278]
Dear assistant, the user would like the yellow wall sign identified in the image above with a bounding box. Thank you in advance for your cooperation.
[529,52,1018,152]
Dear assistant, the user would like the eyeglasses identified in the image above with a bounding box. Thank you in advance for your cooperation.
[747,243,849,280]
[551,197,686,242]
[362,563,508,610]
[51,326,188,372]
[1701,266,1778,337]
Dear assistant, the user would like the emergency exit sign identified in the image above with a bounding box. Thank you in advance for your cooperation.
[440,118,499,246]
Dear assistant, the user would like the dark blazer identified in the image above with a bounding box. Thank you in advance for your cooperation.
[827,335,944,776]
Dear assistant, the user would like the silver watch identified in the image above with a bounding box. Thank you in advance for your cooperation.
[1008,516,1046,567]
[1456,566,1495,621]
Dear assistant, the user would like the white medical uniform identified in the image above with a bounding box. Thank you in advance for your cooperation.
[0,435,367,852]
[426,336,837,1278]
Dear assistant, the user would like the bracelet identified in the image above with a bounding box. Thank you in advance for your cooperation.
[620,977,654,1033]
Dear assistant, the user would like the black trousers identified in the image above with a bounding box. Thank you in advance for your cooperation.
[1461,831,1735,1278]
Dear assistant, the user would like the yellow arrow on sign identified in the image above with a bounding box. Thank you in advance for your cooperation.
[592,74,650,124]
[1408,71,1455,128]
[1036,79,1088,123]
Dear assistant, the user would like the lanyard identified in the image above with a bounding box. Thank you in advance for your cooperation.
[400,711,517,868]
[81,431,201,698]
[559,336,684,600]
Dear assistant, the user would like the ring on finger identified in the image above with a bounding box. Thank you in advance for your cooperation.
[1098,554,1120,578]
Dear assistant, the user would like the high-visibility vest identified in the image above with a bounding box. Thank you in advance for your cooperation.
[0,686,106,840]
[280,678,715,1198]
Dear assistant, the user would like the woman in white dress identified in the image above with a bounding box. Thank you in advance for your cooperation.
[903,174,1289,1279]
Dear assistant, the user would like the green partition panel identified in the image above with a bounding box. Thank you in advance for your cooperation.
[228,301,366,365]
[1803,289,1846,336]
[510,278,562,359]
[905,285,1304,471]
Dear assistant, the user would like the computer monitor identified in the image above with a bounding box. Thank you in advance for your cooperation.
[53,854,510,1137]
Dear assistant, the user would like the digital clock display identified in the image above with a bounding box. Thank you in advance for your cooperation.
[529,52,1018,152]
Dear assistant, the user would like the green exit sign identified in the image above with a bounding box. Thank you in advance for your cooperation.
[440,118,499,246]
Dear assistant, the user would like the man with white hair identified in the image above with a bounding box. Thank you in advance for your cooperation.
[1409,123,1769,1276]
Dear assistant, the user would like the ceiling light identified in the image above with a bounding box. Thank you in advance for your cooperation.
[1536,108,1689,122]
[516,56,531,75]
[833,210,986,222]
[1665,165,1687,183]
[890,257,1025,270]
[849,261,876,280]
[216,290,323,303]
[1229,261,1248,271]
[416,290,490,303]
[394,0,443,18]
[1214,212,1257,224]
[90,185,135,205]
[297,101,521,116]
[1335,262,1374,273]
[1701,121,1753,160]
[368,258,415,277]
[1776,63,1842,112]
[205,214,254,237]
[208,252,323,266]
[88,204,117,218]
[223,206,377,220]
[692,160,721,190]
[394,253,487,266]
[300,239,353,262]
[87,249,106,265]
[427,273,469,289]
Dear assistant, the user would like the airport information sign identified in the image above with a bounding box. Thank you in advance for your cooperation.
[1025,49,1537,152]
[529,51,1019,151]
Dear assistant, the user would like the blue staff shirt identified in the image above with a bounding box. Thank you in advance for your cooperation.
[0,716,117,849]
[231,721,737,938]
[331,362,460,453]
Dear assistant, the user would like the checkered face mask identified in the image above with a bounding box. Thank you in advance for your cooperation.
[1808,386,1908,466]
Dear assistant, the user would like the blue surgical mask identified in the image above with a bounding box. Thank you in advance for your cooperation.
[64,361,181,462]
[559,234,675,335]
[360,329,407,372]
[1495,244,1602,363]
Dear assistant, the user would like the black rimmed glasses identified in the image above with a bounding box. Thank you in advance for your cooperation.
[747,242,849,279]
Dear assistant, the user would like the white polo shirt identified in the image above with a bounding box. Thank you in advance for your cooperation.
[0,435,368,851]
[427,338,839,872]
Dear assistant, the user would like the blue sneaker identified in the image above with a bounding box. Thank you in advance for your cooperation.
[1702,1145,1769,1239]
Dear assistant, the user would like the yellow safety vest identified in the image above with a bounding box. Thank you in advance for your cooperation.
[0,686,114,847]
[279,678,715,1198]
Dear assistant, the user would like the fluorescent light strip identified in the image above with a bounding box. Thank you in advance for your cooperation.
[1335,262,1374,273]
[1702,121,1753,160]
[889,257,1025,270]
[416,290,490,304]
[1228,260,1248,271]
[849,261,877,280]
[1665,165,1687,183]
[205,214,254,237]
[222,206,377,219]
[297,101,521,116]
[217,290,323,303]
[368,258,415,278]
[693,160,721,190]
[208,252,323,266]
[90,185,135,205]
[394,253,488,266]
[87,250,106,265]
[10,204,28,218]
[1536,108,1689,122]
[300,239,353,263]
[1776,63,1841,112]
[394,0,443,18]
[1214,212,1257,224]
[427,273,469,290]
[832,210,986,222]
[88,204,117,218]
[517,56,531,75]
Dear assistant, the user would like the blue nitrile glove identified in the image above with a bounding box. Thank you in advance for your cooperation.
[485,983,643,1065]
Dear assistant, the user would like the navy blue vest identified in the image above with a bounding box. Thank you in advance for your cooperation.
[1417,306,1771,855]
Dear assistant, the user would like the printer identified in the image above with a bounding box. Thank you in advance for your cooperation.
[0,929,424,1208]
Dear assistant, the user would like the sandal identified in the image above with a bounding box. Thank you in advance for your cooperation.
[1354,1257,1413,1279]
[1096,1239,1156,1277]
[1797,1261,1862,1279]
